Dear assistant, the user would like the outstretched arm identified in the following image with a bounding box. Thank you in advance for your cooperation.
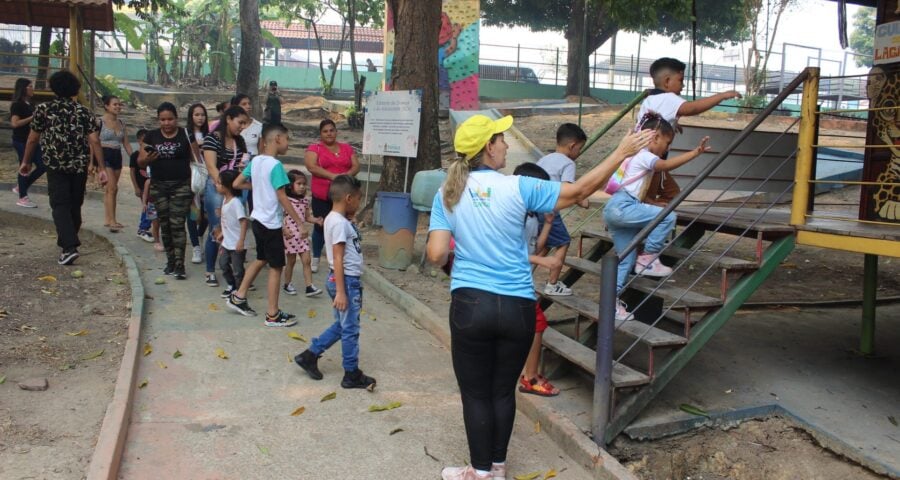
[677,91,742,117]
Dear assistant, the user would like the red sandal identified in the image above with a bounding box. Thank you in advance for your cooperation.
[518,375,560,397]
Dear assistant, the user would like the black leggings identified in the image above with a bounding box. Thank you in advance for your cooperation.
[449,287,536,471]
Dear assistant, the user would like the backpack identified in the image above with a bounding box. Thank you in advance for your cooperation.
[604,156,648,195]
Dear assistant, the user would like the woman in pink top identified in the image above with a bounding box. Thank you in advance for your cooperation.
[304,119,360,272]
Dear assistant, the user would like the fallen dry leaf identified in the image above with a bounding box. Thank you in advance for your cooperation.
[257,445,270,456]
[37,275,57,282]
[81,349,104,361]
[287,331,308,342]
[19,324,36,332]
[290,406,306,417]
[368,401,402,412]
[66,330,89,336]
[389,428,404,435]
[0,375,5,385]
[173,350,183,359]
[544,469,557,479]
[308,309,317,318]
[514,472,542,480]
[215,348,229,360]
[143,343,152,356]
[320,391,337,402]
[138,379,148,388]
[535,421,541,434]
[208,303,219,311]
[157,361,167,369]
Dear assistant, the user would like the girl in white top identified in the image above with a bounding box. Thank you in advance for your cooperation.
[603,112,711,320]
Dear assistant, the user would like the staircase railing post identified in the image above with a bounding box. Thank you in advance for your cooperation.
[592,252,619,447]
[791,67,819,226]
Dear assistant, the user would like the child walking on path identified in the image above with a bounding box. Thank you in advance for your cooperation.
[536,123,589,296]
[294,175,376,390]
[282,169,323,297]
[130,129,154,243]
[225,124,302,327]
[215,169,248,299]
[604,113,710,321]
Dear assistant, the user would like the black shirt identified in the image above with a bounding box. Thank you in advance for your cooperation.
[130,151,148,188]
[10,100,34,142]
[144,128,194,181]
[202,132,246,171]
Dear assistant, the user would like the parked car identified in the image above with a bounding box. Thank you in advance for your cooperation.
[478,64,540,84]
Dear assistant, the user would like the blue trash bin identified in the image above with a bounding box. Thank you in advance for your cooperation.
[377,192,419,270]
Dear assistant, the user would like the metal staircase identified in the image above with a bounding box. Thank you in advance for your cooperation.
[536,69,818,445]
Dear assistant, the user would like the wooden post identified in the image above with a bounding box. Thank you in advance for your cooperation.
[860,254,878,355]
[68,6,86,104]
[790,67,819,226]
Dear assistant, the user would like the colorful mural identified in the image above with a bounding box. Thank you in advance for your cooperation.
[384,0,480,111]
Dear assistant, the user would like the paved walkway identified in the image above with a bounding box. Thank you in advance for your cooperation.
[0,186,591,479]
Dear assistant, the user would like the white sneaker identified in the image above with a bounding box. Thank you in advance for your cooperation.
[12,186,19,194]
[191,245,202,264]
[310,257,320,273]
[634,253,673,278]
[283,282,298,295]
[543,281,572,296]
[16,196,37,208]
[441,465,491,480]
[137,231,154,243]
[616,300,633,322]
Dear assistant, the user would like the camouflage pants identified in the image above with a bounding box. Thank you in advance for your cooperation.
[150,180,193,269]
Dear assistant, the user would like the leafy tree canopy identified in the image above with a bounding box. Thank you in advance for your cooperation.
[850,7,875,68]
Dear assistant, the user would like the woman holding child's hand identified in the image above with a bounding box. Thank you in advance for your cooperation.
[426,115,651,480]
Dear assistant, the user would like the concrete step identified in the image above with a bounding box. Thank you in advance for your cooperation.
[542,328,650,388]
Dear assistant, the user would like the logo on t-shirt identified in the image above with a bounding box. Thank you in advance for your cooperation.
[467,186,492,208]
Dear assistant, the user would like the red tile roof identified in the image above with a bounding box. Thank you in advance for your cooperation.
[261,20,383,44]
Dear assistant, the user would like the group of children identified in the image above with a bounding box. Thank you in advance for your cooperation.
[512,57,740,397]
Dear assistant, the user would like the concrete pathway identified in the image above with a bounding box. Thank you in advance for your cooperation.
[0,186,591,480]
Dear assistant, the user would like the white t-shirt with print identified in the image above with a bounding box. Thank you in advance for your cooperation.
[324,211,363,277]
[537,152,576,183]
[637,92,686,128]
[221,197,246,250]
[620,150,659,198]
[524,214,540,255]
[241,119,263,156]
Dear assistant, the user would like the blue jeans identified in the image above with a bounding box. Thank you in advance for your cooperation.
[13,139,45,198]
[138,210,151,232]
[204,177,224,273]
[603,190,676,292]
[310,273,363,372]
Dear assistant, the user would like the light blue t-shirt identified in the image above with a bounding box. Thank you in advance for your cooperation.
[429,169,561,300]
[242,154,289,229]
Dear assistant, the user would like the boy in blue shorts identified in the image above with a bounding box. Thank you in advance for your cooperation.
[294,175,375,390]
[536,123,589,296]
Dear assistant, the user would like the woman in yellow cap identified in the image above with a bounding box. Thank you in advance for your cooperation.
[427,114,652,480]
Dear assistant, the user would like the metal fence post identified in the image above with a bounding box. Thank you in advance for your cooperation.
[516,44,521,83]
[593,252,619,448]
[555,48,560,86]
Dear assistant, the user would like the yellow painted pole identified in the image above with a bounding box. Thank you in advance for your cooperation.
[791,67,819,226]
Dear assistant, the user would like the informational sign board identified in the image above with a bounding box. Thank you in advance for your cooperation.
[874,20,900,65]
[362,90,422,158]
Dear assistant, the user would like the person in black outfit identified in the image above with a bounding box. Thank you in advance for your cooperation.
[9,78,45,208]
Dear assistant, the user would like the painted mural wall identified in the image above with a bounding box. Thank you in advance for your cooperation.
[384,0,480,110]
[862,0,900,223]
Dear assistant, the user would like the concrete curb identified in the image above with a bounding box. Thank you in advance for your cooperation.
[362,266,638,480]
[0,199,146,480]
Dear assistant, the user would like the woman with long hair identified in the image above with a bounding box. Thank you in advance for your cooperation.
[304,119,360,273]
[201,105,249,287]
[9,78,45,208]
[186,103,210,264]
[426,115,652,480]
[138,102,196,279]
[99,95,133,231]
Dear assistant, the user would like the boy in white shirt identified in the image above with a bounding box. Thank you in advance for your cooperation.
[295,175,376,390]
[214,169,248,299]
[226,124,303,327]
[603,113,710,321]
[536,123,589,297]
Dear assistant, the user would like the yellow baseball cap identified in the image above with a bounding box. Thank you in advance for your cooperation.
[454,114,514,161]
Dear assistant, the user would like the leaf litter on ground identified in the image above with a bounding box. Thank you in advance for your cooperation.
[320,392,337,402]
[173,350,182,359]
[679,403,710,418]
[215,348,229,360]
[287,331,308,342]
[37,275,57,282]
[143,343,152,356]
[290,406,306,417]
[138,379,148,388]
[81,349,104,361]
[66,329,89,336]
[368,401,402,412]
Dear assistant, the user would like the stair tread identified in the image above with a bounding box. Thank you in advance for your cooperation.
[542,328,650,388]
[662,308,701,325]
[538,293,688,347]
[563,257,723,308]
[580,229,757,271]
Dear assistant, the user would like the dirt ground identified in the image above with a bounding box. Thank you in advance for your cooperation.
[609,416,887,480]
[0,212,130,479]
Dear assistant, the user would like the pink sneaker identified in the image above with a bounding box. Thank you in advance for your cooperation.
[616,300,633,322]
[16,196,37,208]
[441,465,491,480]
[490,462,507,479]
[12,186,19,194]
[634,253,672,278]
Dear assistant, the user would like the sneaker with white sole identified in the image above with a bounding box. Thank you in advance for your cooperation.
[205,273,219,287]
[283,282,297,295]
[191,245,202,264]
[137,230,154,243]
[441,465,491,480]
[16,197,37,208]
[264,310,297,327]
[12,186,19,194]
[305,284,323,297]
[616,299,633,322]
[543,281,572,296]
[310,257,319,273]
[226,293,257,317]
[634,253,673,278]
[58,250,79,266]
[220,285,235,298]
[490,463,507,480]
